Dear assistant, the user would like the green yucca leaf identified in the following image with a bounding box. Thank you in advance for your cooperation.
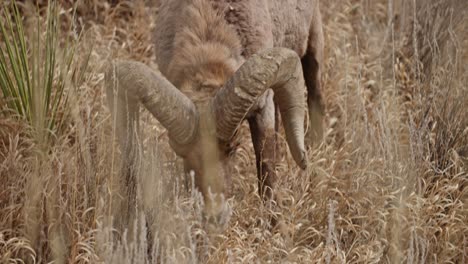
[0,9,26,117]
[0,0,90,144]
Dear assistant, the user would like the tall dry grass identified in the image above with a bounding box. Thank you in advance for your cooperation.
[1,0,467,263]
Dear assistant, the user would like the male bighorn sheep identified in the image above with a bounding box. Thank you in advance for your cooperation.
[105,0,324,225]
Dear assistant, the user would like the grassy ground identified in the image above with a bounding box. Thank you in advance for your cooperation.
[1,0,467,263]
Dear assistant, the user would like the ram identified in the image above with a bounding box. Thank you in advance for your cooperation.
[105,0,324,227]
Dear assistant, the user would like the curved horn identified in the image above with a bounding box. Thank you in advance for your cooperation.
[105,60,198,155]
[212,48,307,169]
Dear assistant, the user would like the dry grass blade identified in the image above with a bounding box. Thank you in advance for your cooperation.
[398,0,467,78]
[0,0,467,263]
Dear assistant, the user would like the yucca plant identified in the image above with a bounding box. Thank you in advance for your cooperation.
[0,0,88,144]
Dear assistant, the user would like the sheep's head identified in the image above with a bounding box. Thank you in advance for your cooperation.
[168,42,242,104]
[106,47,307,229]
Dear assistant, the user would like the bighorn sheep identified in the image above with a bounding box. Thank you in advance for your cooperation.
[105,0,324,226]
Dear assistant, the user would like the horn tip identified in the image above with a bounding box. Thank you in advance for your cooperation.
[298,150,307,170]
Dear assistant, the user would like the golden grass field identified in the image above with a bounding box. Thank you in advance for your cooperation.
[0,0,467,263]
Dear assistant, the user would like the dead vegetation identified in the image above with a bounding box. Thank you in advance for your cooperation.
[0,0,467,263]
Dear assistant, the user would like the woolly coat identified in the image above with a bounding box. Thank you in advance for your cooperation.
[154,0,323,89]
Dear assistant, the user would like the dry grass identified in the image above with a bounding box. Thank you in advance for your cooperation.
[1,0,467,263]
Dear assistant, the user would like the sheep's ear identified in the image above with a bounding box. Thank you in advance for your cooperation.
[212,48,307,169]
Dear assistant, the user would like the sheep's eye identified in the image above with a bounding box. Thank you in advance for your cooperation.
[200,83,220,91]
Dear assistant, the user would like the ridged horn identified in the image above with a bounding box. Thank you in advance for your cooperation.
[212,48,307,169]
[105,60,198,155]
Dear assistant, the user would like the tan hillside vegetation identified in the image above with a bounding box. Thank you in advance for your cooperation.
[0,0,466,263]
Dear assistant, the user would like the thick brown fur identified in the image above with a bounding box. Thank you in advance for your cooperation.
[154,0,324,209]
